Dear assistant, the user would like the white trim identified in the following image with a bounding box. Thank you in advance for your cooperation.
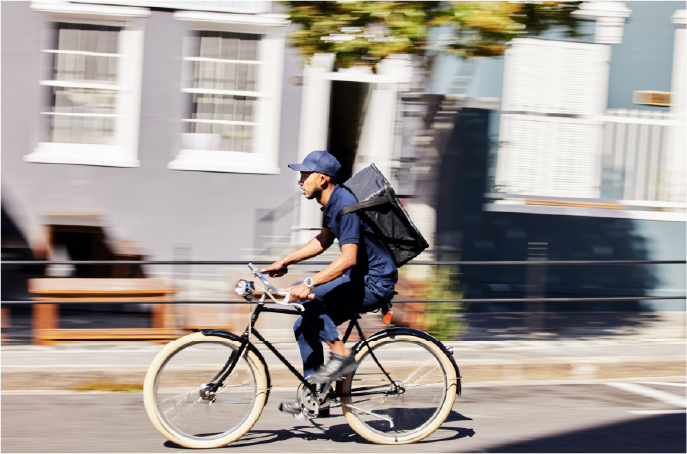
[67,0,272,15]
[294,53,335,244]
[672,9,686,26]
[170,21,285,174]
[484,202,686,222]
[573,1,631,44]
[573,1,632,20]
[484,193,687,209]
[181,88,266,97]
[25,143,139,167]
[185,57,265,65]
[40,80,124,90]
[43,49,122,58]
[26,8,146,168]
[667,10,686,204]
[41,112,121,118]
[31,1,150,19]
[182,119,258,126]
[174,11,289,33]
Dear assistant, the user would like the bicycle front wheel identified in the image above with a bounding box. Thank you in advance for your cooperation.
[143,332,268,449]
[341,330,458,444]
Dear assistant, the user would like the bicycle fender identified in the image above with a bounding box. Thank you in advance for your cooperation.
[351,327,461,396]
[197,329,272,404]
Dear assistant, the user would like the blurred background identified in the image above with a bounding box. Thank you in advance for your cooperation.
[1,0,685,345]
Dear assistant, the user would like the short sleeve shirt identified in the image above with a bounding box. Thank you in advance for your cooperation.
[322,185,398,283]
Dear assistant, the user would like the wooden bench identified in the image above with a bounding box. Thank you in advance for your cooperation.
[1,307,9,346]
[29,278,179,346]
[34,328,183,344]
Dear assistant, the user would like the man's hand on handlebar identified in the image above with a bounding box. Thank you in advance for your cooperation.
[261,261,288,278]
[281,283,312,303]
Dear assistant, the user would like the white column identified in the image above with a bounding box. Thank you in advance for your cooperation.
[666,10,686,203]
[573,2,632,44]
[293,54,335,245]
[354,55,411,184]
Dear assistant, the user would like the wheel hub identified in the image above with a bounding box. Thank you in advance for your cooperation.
[199,384,217,403]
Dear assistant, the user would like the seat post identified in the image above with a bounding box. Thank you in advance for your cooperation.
[341,314,362,343]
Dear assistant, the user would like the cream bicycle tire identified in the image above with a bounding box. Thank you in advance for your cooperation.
[143,332,268,449]
[341,331,458,444]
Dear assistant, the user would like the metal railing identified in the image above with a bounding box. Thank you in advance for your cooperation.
[2,259,685,305]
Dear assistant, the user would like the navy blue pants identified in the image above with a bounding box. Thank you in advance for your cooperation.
[294,272,395,377]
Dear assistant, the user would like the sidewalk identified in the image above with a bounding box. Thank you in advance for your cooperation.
[1,312,685,390]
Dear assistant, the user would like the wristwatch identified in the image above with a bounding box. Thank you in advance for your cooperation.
[303,277,316,289]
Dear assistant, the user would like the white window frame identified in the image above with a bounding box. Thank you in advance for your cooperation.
[169,11,288,174]
[25,1,149,167]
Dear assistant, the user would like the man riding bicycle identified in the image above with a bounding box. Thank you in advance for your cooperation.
[261,150,398,417]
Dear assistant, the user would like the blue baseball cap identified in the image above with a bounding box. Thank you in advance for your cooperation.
[288,150,341,178]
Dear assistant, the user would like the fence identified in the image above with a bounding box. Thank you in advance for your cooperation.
[3,259,685,305]
[491,108,685,213]
[2,259,685,344]
[600,109,682,202]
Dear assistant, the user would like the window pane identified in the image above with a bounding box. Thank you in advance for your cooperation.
[52,23,120,85]
[45,87,117,145]
[184,31,262,154]
[191,94,256,123]
[54,23,120,53]
[191,31,261,91]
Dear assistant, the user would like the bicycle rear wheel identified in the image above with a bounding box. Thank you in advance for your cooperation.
[341,330,458,444]
[143,332,268,449]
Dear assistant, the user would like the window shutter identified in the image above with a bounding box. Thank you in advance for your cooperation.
[497,39,610,198]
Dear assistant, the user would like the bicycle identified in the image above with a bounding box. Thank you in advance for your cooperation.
[143,263,461,448]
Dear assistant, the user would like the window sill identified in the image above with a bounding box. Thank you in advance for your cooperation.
[168,149,280,174]
[25,143,140,167]
[484,201,686,222]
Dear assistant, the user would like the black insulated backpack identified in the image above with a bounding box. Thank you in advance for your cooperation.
[337,164,429,267]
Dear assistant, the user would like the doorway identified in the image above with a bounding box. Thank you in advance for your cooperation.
[326,80,370,183]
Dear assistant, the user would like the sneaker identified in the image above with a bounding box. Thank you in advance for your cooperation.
[307,352,358,384]
[278,400,303,416]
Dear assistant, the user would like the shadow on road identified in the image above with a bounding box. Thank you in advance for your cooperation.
[162,410,475,449]
[483,413,686,453]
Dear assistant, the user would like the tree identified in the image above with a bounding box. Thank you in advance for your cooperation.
[283,1,583,71]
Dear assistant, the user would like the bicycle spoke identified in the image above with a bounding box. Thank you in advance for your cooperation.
[343,336,455,442]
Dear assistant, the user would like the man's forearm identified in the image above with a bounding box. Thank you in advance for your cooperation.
[311,252,355,286]
[307,243,357,287]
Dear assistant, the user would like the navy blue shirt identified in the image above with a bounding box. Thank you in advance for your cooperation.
[322,185,398,284]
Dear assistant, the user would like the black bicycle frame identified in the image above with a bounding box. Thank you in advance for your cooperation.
[209,302,397,399]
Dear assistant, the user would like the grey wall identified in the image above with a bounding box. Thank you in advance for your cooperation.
[1,3,305,273]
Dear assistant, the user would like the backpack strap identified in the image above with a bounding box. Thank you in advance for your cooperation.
[337,194,390,220]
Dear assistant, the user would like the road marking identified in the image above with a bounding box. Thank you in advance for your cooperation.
[638,382,687,388]
[629,410,686,415]
[607,383,686,408]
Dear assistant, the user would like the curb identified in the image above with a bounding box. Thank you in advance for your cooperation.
[2,356,684,391]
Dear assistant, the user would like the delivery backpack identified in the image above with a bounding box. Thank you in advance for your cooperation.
[337,164,429,267]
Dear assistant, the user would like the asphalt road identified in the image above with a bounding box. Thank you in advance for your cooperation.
[2,381,685,453]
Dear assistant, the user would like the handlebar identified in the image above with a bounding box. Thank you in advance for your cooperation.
[252,289,315,301]
[233,263,314,311]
